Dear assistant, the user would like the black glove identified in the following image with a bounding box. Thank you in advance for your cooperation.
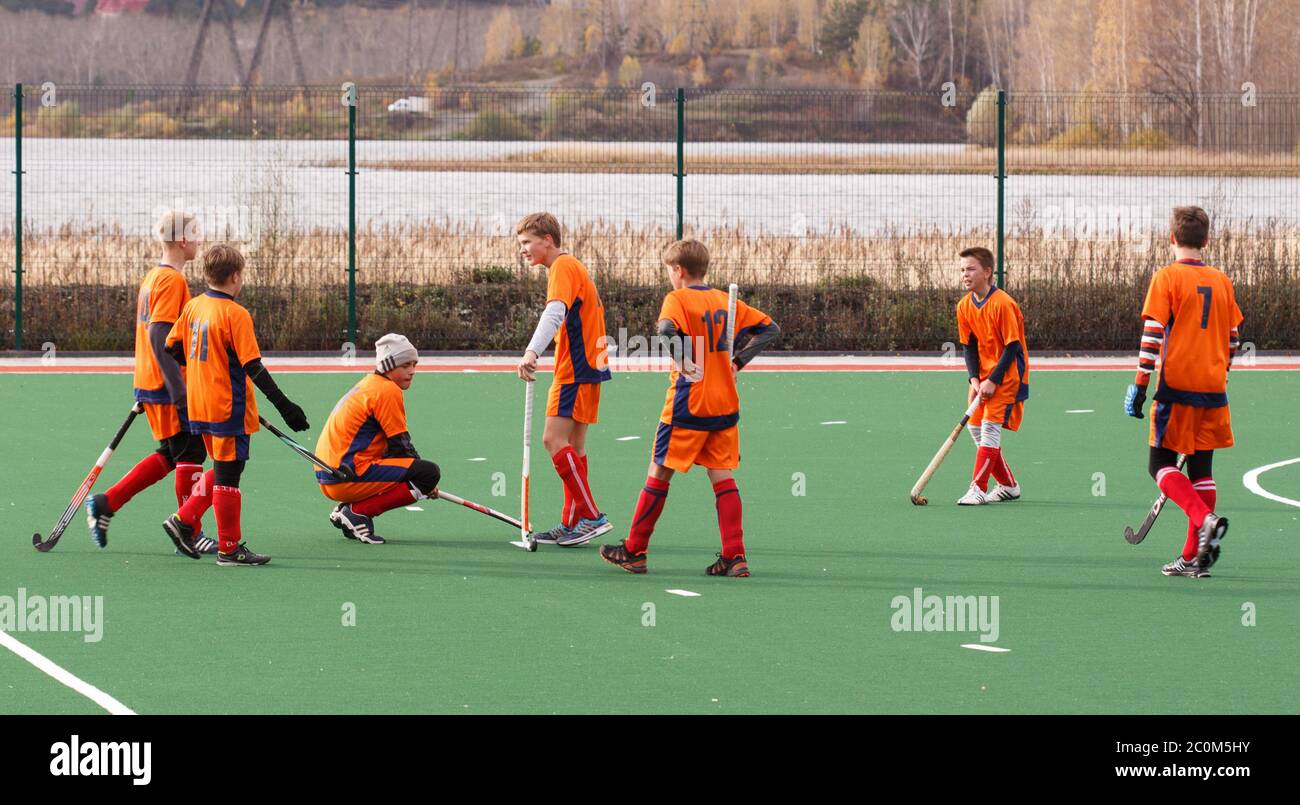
[277,399,310,432]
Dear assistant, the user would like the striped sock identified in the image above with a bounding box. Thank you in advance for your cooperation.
[625,476,669,554]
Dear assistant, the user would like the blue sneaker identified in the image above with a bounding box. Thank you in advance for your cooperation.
[558,513,613,547]
[85,493,113,548]
[531,523,572,545]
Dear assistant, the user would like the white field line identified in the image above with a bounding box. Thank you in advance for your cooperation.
[0,630,136,715]
[960,643,1011,653]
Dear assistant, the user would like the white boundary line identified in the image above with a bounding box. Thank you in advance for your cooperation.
[0,630,136,715]
[1242,457,1300,509]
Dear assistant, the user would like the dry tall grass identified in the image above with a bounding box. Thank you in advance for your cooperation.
[4,221,1295,289]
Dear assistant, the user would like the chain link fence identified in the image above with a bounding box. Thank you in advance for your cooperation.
[3,83,1297,351]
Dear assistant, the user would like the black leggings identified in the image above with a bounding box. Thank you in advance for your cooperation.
[214,460,246,488]
[1149,447,1213,481]
[155,432,206,467]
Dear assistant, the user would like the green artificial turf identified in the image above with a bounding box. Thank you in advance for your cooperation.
[1,370,1296,713]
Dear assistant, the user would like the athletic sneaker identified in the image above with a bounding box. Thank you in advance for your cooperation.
[531,523,571,545]
[177,531,218,557]
[216,542,271,566]
[1162,556,1210,578]
[599,541,647,574]
[558,513,613,546]
[1195,513,1228,570]
[706,552,750,577]
[329,503,385,545]
[986,483,1021,502]
[85,493,113,548]
[957,483,988,506]
[162,514,202,560]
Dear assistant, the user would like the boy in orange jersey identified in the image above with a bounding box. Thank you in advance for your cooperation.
[514,213,614,547]
[1124,206,1240,578]
[85,209,215,555]
[600,239,779,576]
[955,246,1029,506]
[160,244,310,566]
[315,334,442,545]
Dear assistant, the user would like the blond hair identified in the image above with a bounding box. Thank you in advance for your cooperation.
[662,239,710,278]
[202,243,245,285]
[515,212,562,247]
[154,209,200,245]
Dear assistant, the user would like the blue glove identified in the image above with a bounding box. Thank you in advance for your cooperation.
[1124,383,1147,419]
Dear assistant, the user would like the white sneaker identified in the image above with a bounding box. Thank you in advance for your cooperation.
[987,483,1021,502]
[957,483,988,506]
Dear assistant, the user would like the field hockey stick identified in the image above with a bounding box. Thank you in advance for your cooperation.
[258,416,353,482]
[726,283,739,366]
[33,402,144,552]
[436,490,526,531]
[1124,453,1187,545]
[910,396,982,506]
[509,380,538,552]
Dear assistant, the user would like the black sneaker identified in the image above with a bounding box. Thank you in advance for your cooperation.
[216,542,271,566]
[329,503,385,544]
[177,531,218,557]
[706,552,750,577]
[1196,513,1228,570]
[599,541,647,574]
[85,493,113,548]
[1162,556,1210,578]
[162,514,202,560]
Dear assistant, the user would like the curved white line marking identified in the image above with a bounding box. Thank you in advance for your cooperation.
[1242,457,1300,509]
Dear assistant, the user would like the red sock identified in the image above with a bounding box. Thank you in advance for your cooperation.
[104,452,172,513]
[552,446,598,521]
[177,470,214,529]
[625,476,669,554]
[566,454,591,527]
[714,478,744,558]
[353,483,416,517]
[1183,478,1217,560]
[990,449,1016,487]
[972,446,997,492]
[1156,466,1210,532]
[213,485,242,554]
[174,462,204,507]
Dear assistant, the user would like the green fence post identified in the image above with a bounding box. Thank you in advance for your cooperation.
[13,83,22,351]
[675,87,685,240]
[347,90,357,347]
[996,89,1006,289]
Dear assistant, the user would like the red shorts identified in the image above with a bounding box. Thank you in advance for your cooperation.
[651,422,739,474]
[319,457,416,503]
[547,382,602,424]
[1150,402,1233,455]
[143,401,184,441]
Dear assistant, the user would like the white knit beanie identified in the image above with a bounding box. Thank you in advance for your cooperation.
[375,333,418,373]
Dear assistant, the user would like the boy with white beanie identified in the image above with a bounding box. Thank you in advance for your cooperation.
[314,333,441,544]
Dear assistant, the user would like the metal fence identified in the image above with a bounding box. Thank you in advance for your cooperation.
[3,83,1298,350]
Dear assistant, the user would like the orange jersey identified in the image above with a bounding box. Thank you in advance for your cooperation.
[132,265,191,403]
[657,285,774,430]
[316,373,410,481]
[546,254,612,385]
[165,291,262,437]
[1142,259,1242,406]
[956,287,1030,401]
